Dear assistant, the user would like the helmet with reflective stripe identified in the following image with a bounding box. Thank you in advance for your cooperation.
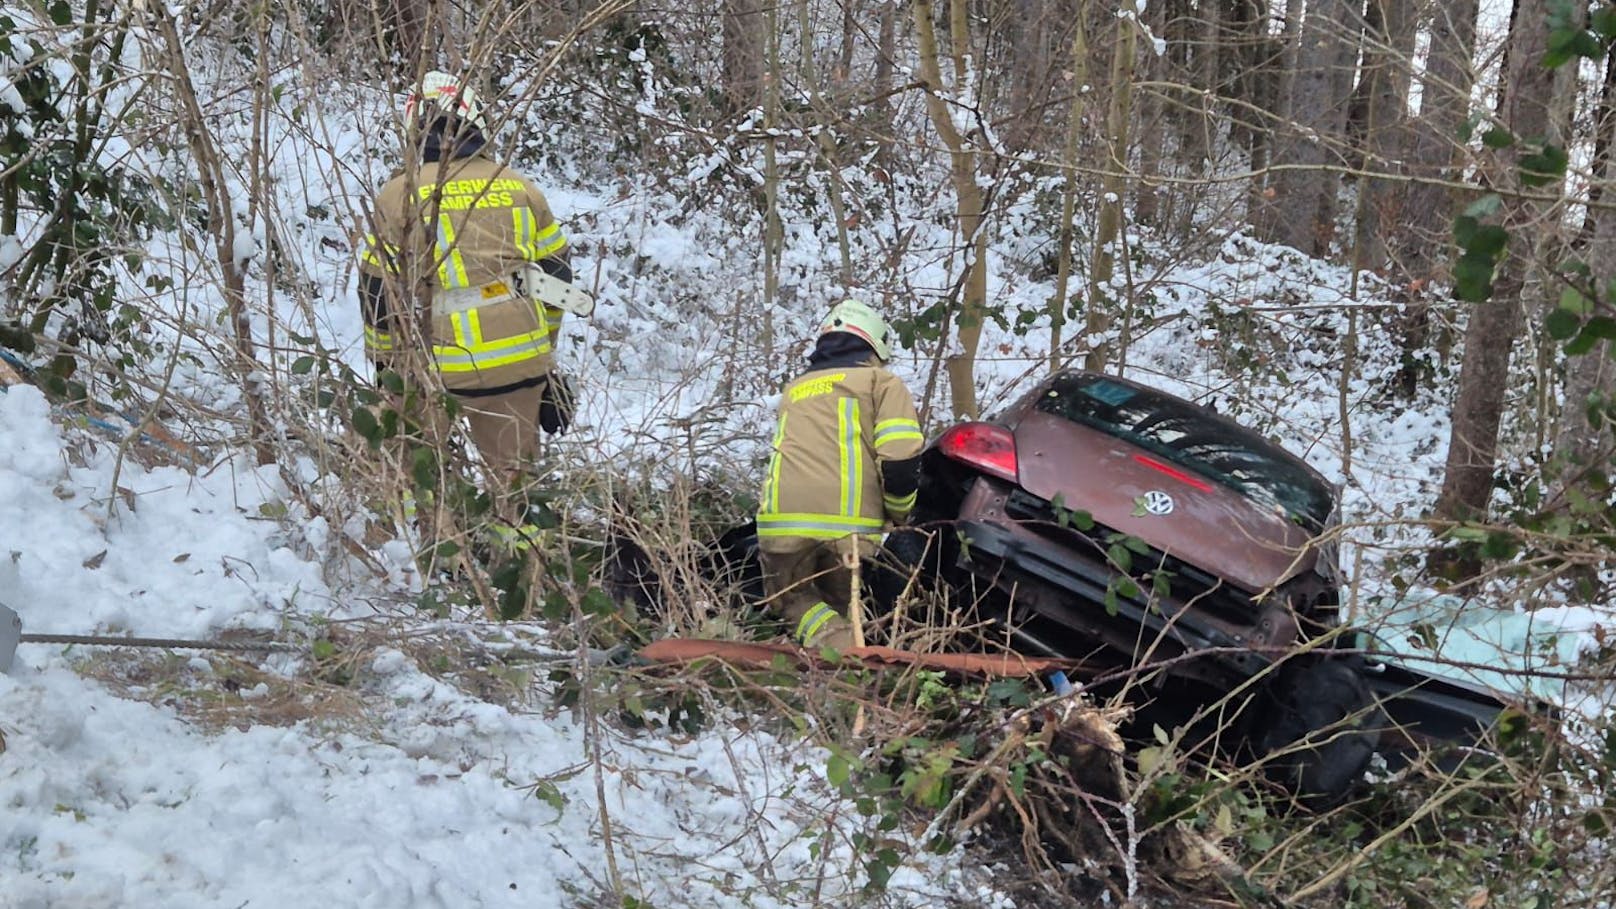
[820,298,894,362]
[405,71,488,133]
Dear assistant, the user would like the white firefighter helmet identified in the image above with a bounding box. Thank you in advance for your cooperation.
[405,70,488,133]
[820,298,895,361]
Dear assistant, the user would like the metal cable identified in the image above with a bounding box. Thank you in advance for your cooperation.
[18,633,301,653]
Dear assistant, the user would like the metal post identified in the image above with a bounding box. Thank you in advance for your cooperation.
[1,602,21,673]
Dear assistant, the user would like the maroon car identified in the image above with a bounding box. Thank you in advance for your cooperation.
[914,370,1340,681]
[899,369,1508,802]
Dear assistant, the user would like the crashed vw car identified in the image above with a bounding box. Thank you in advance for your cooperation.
[618,370,1520,803]
[894,370,1512,801]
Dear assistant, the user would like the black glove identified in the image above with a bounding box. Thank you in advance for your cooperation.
[538,372,575,435]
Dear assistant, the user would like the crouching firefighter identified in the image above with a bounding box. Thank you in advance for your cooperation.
[756,300,924,650]
[356,71,593,548]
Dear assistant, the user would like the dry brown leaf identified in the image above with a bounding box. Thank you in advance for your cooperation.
[82,550,108,570]
[1466,888,1490,909]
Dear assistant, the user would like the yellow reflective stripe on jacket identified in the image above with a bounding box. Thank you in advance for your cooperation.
[533,221,566,258]
[756,512,883,539]
[358,234,401,273]
[764,412,788,513]
[364,325,396,352]
[542,304,563,347]
[435,214,471,288]
[433,332,551,373]
[512,208,537,260]
[796,602,839,645]
[430,303,552,374]
[873,417,923,450]
[838,398,862,518]
[883,490,917,514]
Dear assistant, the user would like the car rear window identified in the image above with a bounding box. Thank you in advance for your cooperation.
[1033,374,1336,530]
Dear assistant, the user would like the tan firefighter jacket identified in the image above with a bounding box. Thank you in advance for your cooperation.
[757,360,924,550]
[357,154,569,393]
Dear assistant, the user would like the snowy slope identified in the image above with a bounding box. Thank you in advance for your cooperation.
[0,382,1001,907]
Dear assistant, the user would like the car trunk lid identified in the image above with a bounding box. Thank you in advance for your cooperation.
[1010,410,1319,593]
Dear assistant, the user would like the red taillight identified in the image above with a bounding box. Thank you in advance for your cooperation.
[936,422,1018,482]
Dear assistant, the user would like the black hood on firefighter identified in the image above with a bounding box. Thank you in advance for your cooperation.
[419,114,487,163]
[807,332,877,370]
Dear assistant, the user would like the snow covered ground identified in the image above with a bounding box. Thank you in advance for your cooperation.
[0,382,1003,907]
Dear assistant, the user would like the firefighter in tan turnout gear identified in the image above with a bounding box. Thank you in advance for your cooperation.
[757,300,925,650]
[356,71,585,484]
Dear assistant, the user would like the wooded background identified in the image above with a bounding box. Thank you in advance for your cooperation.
[2,0,1614,565]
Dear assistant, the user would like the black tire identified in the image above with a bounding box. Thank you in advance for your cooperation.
[1248,657,1386,807]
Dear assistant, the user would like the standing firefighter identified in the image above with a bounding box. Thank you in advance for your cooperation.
[756,300,924,650]
[356,71,587,489]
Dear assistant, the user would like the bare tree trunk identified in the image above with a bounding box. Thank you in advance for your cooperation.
[1351,0,1417,273]
[1255,0,1305,216]
[1555,36,1616,470]
[1085,6,1138,372]
[722,0,765,115]
[1236,0,1284,222]
[914,0,991,419]
[761,0,782,365]
[1178,0,1218,177]
[1576,52,1616,249]
[1392,0,1478,396]
[797,0,855,283]
[1260,0,1359,255]
[1434,0,1555,522]
[1051,0,1093,371]
[1133,0,1166,226]
[838,0,857,90]
[874,1,898,158]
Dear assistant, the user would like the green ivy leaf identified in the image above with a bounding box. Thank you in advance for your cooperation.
[986,678,1031,707]
[1585,316,1616,340]
[827,752,852,788]
[1566,329,1600,356]
[290,356,315,375]
[581,586,617,617]
[1453,255,1499,303]
[411,447,438,490]
[1152,572,1172,598]
[1547,309,1581,341]
[1466,223,1510,258]
[1594,6,1616,39]
[1106,542,1132,573]
[350,405,381,443]
[1481,128,1515,149]
[1520,143,1570,187]
[1482,531,1520,560]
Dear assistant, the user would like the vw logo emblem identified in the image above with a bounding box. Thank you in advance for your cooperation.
[1141,490,1175,516]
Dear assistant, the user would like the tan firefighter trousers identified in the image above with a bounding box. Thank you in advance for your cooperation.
[759,536,878,651]
[455,380,547,475]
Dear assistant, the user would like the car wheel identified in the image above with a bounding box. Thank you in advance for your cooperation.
[1248,657,1385,807]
